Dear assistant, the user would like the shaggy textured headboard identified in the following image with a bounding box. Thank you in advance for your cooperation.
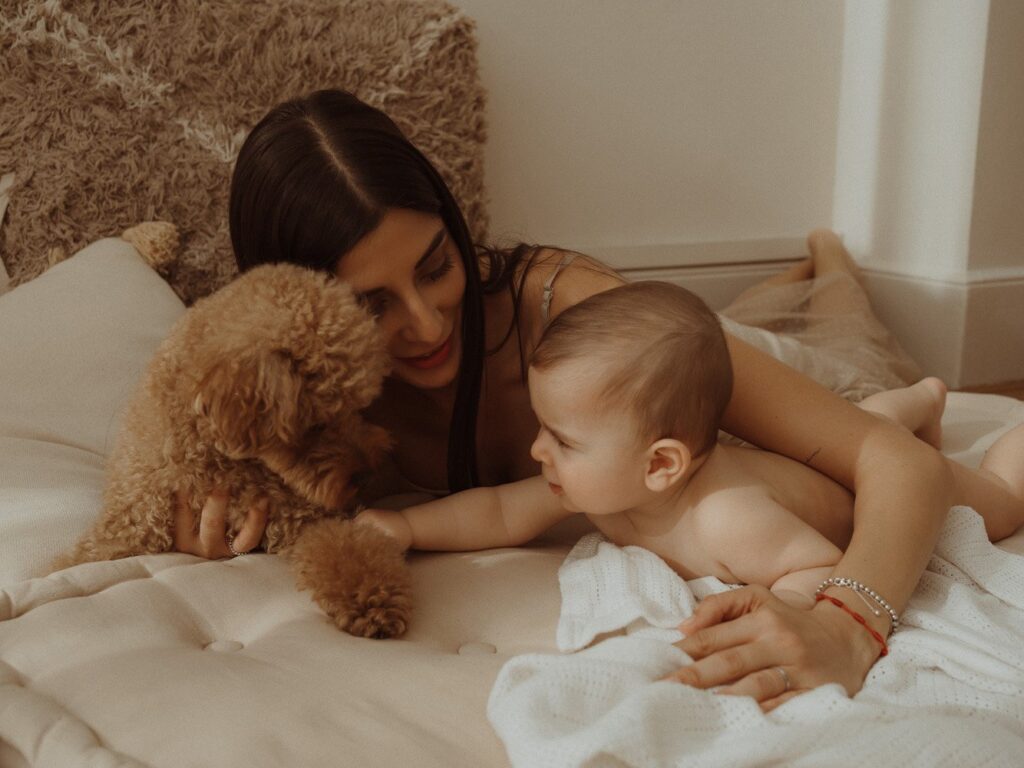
[0,0,488,303]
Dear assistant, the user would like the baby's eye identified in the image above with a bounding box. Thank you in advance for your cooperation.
[550,431,570,450]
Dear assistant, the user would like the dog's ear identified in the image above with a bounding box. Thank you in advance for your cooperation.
[193,350,309,457]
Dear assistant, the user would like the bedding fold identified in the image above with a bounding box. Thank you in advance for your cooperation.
[488,507,1024,768]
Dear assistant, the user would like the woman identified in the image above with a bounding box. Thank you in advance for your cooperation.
[173,89,954,712]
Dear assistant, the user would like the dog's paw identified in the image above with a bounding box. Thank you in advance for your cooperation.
[332,582,411,639]
[288,517,412,639]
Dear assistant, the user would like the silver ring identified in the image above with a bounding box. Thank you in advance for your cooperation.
[775,666,791,693]
[227,537,246,557]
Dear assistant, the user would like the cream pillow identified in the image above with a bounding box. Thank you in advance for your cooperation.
[0,238,184,585]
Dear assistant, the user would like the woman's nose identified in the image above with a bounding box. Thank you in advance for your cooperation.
[402,291,444,344]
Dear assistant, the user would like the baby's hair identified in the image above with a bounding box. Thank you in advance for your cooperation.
[530,281,733,456]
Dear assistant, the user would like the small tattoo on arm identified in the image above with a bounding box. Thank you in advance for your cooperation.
[804,447,821,466]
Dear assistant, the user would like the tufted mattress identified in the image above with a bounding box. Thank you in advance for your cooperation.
[2,239,1023,767]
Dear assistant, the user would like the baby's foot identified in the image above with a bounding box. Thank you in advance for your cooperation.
[912,376,947,450]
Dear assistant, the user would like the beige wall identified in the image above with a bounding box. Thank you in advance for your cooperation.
[456,0,843,258]
[969,0,1024,274]
[457,0,1023,385]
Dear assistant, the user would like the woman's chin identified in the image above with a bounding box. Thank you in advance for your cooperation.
[395,365,458,390]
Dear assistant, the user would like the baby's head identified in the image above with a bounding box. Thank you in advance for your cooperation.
[527,281,732,513]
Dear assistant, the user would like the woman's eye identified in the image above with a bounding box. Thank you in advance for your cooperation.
[422,254,455,283]
[366,296,389,317]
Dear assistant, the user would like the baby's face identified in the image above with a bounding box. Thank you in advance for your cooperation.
[527,363,650,515]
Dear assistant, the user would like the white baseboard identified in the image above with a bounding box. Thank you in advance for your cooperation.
[607,239,1024,388]
[586,236,807,271]
[855,272,1024,387]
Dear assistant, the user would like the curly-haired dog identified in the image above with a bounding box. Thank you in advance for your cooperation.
[52,263,411,639]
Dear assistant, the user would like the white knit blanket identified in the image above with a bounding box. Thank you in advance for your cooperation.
[488,507,1024,767]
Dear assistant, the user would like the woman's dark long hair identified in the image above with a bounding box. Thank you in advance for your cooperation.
[229,89,487,491]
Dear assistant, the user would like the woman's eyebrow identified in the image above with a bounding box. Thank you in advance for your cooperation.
[416,228,447,267]
[357,228,447,301]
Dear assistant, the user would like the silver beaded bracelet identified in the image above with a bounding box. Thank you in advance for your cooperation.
[815,577,901,632]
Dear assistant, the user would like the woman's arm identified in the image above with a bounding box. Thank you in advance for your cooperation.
[722,334,951,628]
[669,335,953,709]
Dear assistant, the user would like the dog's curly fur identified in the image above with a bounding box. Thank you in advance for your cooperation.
[53,263,411,639]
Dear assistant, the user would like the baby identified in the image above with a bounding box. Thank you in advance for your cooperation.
[358,281,1024,606]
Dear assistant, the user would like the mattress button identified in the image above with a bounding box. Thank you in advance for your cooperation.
[205,640,244,652]
[457,641,497,656]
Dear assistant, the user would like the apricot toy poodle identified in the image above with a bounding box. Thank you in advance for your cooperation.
[52,263,411,639]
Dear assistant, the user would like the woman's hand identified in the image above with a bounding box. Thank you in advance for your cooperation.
[665,585,881,712]
[172,488,269,558]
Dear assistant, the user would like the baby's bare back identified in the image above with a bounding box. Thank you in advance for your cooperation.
[724,445,855,550]
[590,444,854,583]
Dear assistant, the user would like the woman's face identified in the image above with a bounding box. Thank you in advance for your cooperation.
[336,208,466,390]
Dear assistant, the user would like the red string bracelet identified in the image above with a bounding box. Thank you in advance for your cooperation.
[815,593,889,658]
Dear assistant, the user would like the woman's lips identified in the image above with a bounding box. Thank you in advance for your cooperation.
[398,333,453,370]
[548,482,563,496]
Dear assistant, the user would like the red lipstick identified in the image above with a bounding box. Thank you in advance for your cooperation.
[400,334,453,370]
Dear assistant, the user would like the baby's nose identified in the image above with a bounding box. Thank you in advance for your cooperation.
[529,434,546,463]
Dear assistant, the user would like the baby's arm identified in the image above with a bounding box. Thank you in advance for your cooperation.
[357,475,574,552]
[698,494,843,607]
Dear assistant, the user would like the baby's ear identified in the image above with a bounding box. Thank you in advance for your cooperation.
[644,439,692,492]
[193,350,307,457]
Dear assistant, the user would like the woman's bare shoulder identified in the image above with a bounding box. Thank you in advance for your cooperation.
[518,247,626,328]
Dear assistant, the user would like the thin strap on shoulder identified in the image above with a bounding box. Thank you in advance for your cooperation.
[540,252,578,327]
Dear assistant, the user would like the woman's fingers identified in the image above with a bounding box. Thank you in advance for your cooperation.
[230,499,269,554]
[197,490,232,559]
[669,586,805,697]
[678,585,773,636]
[759,689,801,713]
[173,488,266,558]
[716,666,796,702]
[664,614,766,689]
[173,490,198,553]
[666,586,879,707]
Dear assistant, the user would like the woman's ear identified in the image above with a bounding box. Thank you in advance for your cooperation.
[644,439,692,492]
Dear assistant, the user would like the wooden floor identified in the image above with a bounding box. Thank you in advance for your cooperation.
[958,380,1024,402]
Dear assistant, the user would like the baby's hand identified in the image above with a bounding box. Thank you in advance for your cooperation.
[355,508,413,552]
